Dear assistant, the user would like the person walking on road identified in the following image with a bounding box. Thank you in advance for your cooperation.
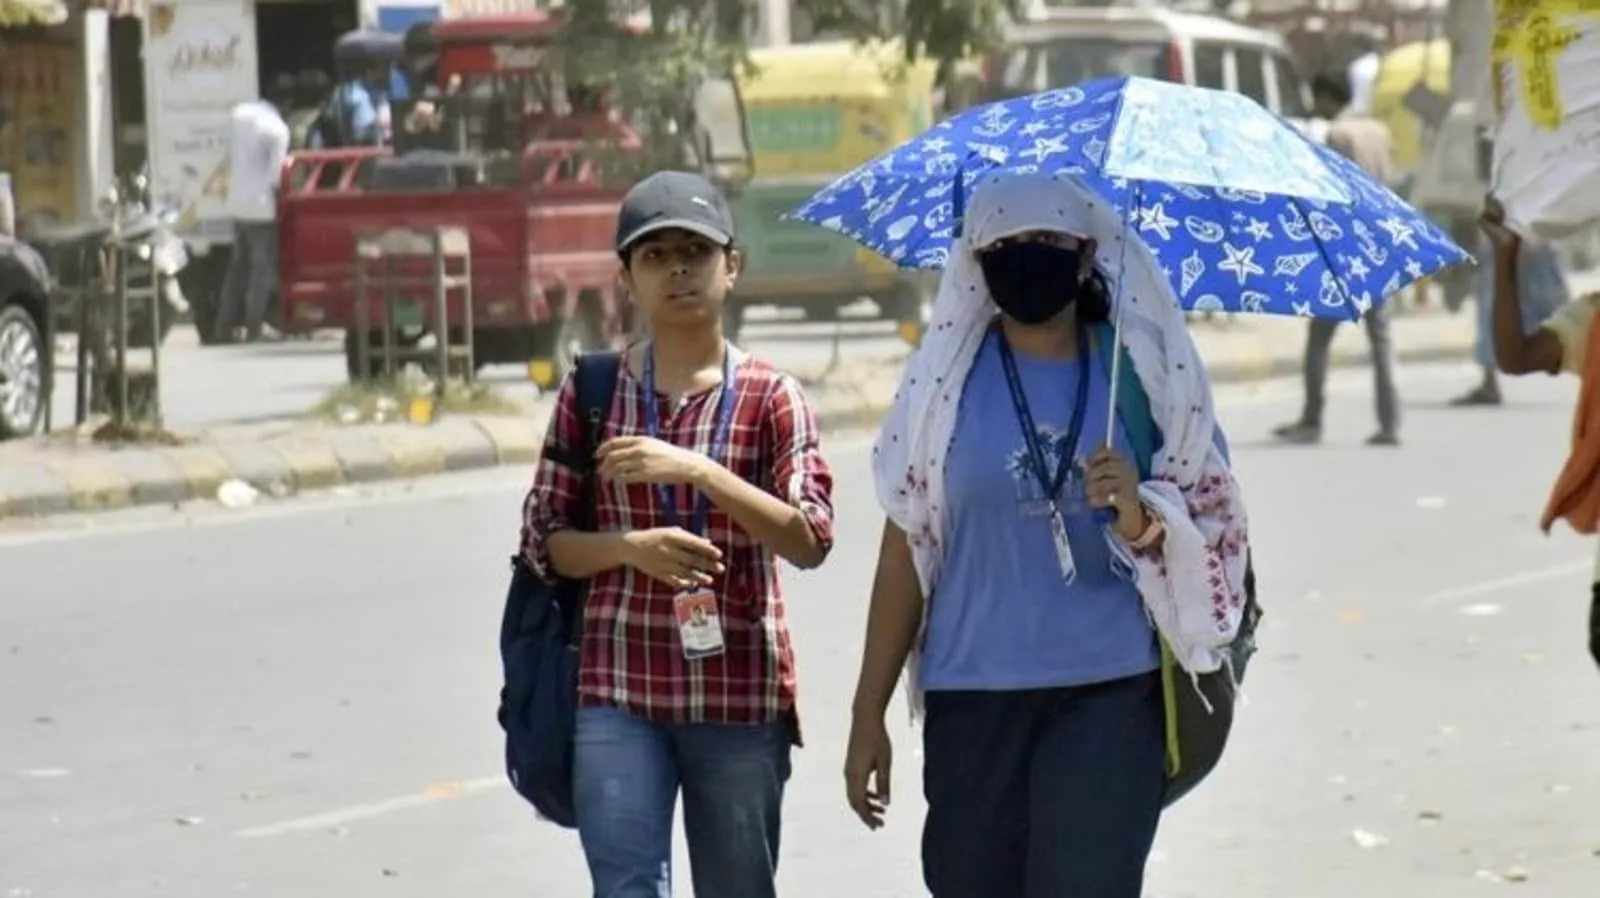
[1477,196,1600,672]
[843,172,1251,898]
[215,83,291,344]
[1450,233,1570,406]
[1273,71,1403,446]
[519,171,835,898]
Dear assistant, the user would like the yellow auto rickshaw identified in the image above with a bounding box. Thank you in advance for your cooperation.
[725,41,939,345]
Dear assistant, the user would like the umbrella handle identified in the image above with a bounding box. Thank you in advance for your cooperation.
[1096,308,1124,528]
[1104,314,1122,451]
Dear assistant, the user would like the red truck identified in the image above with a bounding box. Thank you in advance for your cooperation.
[275,12,752,387]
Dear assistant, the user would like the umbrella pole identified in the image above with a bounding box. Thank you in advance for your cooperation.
[1105,297,1124,450]
[1104,185,1140,450]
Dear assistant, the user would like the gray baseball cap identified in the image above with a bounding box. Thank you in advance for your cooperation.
[615,171,735,255]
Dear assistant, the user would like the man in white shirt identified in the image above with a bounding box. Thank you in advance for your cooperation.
[216,89,291,343]
[1345,34,1382,116]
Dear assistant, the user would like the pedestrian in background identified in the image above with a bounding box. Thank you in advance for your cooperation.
[1273,70,1403,446]
[519,171,834,897]
[1449,233,1570,406]
[286,69,331,150]
[215,80,291,344]
[0,171,15,239]
[1478,196,1600,672]
[844,173,1250,898]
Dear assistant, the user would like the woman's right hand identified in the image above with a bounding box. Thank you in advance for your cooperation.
[620,527,724,590]
[844,712,893,830]
[1479,195,1521,254]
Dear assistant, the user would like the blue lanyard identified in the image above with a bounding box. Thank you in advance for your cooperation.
[993,320,1092,506]
[641,343,736,536]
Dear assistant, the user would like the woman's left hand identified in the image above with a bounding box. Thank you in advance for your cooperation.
[1083,447,1146,539]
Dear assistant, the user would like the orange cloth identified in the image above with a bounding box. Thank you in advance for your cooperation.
[1541,312,1600,534]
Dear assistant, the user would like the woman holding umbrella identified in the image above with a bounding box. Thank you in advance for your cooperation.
[843,171,1251,897]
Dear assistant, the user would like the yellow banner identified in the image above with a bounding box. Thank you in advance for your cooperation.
[0,39,77,230]
[1492,0,1600,129]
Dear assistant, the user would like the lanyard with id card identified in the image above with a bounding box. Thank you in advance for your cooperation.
[994,320,1091,582]
[643,343,736,660]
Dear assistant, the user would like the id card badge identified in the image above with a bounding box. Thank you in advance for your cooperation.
[674,589,726,660]
[1050,507,1077,583]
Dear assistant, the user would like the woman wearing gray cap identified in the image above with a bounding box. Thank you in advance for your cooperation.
[519,171,836,897]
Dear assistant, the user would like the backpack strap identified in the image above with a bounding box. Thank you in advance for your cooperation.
[569,351,622,532]
[1094,322,1162,478]
[554,351,621,646]
[1094,322,1245,471]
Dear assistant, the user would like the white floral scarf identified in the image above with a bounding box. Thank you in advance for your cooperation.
[871,172,1252,719]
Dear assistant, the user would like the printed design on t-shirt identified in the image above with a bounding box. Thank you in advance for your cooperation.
[1005,425,1087,517]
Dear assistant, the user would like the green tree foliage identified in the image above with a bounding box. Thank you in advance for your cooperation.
[801,0,1023,75]
[549,0,1020,175]
[0,0,67,28]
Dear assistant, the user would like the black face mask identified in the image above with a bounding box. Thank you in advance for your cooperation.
[978,241,1087,325]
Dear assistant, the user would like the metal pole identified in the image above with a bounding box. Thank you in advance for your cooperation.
[113,246,128,429]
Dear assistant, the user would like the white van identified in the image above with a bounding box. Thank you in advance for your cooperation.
[960,5,1325,138]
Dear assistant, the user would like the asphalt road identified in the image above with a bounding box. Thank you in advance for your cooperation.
[48,306,905,432]
[5,360,1600,897]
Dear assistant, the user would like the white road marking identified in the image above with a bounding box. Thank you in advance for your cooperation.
[233,776,504,838]
[1419,559,1592,608]
[221,561,1593,839]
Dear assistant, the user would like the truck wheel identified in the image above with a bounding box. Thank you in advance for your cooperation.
[0,301,47,439]
[181,250,231,346]
[344,329,418,383]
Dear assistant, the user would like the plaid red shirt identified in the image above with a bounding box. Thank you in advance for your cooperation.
[520,348,834,741]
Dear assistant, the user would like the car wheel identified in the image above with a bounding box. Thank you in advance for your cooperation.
[0,301,47,439]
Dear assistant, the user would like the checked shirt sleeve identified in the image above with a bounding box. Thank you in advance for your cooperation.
[520,372,583,582]
[765,373,835,552]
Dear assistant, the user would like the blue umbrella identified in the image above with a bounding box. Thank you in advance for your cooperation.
[788,75,1473,321]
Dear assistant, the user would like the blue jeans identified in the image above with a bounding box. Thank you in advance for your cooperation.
[921,673,1166,898]
[573,706,792,898]
[1475,238,1569,368]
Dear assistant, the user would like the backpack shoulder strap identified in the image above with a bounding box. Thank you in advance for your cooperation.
[1094,322,1162,480]
[570,350,622,530]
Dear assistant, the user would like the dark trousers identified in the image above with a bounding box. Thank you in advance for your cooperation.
[217,220,278,338]
[1301,303,1399,434]
[921,672,1166,898]
[1589,584,1599,671]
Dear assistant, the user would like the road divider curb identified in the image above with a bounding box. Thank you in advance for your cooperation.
[0,329,1473,522]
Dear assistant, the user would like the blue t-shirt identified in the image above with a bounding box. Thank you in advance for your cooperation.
[920,331,1160,691]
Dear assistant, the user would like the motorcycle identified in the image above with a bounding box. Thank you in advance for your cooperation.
[28,169,190,349]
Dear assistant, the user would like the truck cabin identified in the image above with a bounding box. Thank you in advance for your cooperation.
[408,15,629,152]
[380,12,749,192]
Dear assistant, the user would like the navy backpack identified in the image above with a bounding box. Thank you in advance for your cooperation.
[496,351,621,827]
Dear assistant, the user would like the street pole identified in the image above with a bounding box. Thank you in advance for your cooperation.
[757,0,788,47]
[1446,0,1494,122]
